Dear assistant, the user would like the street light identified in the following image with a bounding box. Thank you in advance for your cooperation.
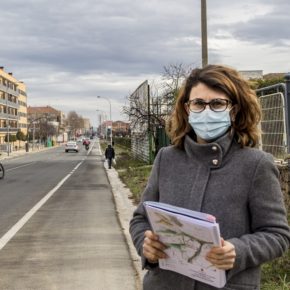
[97,96,112,145]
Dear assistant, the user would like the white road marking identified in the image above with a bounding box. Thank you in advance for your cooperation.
[5,162,35,172]
[0,159,85,251]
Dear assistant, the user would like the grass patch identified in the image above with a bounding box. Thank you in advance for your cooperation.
[261,252,290,290]
[114,149,151,204]
[118,165,152,204]
[100,140,151,204]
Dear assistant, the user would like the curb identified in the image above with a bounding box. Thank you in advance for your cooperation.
[104,165,144,290]
[97,142,145,289]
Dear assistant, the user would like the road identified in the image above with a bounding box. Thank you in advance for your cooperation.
[0,141,138,290]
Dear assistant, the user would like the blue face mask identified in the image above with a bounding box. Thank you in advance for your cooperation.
[188,109,231,141]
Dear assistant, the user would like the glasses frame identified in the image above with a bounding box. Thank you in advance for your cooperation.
[186,98,232,113]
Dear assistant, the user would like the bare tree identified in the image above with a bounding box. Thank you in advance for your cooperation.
[123,63,191,156]
[124,63,190,129]
[38,120,57,142]
[161,63,191,107]
[66,111,84,137]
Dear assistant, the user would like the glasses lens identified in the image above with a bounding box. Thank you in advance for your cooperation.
[189,99,206,112]
[188,99,231,112]
[210,99,229,112]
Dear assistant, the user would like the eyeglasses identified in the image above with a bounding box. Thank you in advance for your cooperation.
[187,98,232,113]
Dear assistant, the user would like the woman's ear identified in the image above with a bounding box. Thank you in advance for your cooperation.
[230,105,238,122]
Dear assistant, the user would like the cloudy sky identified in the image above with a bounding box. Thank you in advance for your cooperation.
[1,0,289,125]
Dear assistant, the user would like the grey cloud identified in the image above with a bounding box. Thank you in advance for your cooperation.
[1,0,200,75]
[226,16,289,46]
[208,1,290,47]
[1,0,289,123]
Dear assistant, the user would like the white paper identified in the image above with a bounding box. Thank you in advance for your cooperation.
[144,201,226,288]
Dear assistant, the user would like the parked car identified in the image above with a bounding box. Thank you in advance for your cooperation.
[65,141,79,153]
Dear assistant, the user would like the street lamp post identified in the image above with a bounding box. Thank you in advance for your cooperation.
[32,121,36,150]
[97,96,112,145]
[7,123,10,156]
[5,85,10,156]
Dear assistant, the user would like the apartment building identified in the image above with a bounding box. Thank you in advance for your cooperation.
[112,120,130,136]
[17,81,28,138]
[98,120,130,138]
[0,67,27,147]
[83,118,91,134]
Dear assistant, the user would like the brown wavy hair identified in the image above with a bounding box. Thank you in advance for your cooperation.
[166,64,261,149]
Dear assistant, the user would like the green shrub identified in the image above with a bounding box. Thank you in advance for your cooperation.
[113,137,131,149]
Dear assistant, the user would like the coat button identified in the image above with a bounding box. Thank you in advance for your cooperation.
[212,145,218,151]
[212,159,218,165]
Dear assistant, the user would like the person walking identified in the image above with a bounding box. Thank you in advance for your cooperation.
[105,144,115,169]
[129,64,290,290]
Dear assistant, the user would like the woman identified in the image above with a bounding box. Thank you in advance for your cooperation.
[129,64,290,290]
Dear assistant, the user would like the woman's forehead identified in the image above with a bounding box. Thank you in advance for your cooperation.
[189,83,228,100]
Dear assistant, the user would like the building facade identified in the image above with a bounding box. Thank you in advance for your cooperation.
[27,106,65,143]
[112,120,130,137]
[0,67,27,148]
[239,70,263,80]
[17,82,28,138]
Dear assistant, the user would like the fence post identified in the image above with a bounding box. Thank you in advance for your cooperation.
[285,73,290,153]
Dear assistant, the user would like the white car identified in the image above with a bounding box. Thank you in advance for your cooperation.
[65,141,79,153]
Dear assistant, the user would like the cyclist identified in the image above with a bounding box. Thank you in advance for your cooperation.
[0,162,4,179]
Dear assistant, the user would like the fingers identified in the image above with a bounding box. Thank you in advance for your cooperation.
[143,230,167,263]
[206,240,236,270]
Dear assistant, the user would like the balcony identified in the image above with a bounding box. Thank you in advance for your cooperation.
[0,127,18,133]
[0,112,19,120]
[0,83,20,97]
[0,98,20,109]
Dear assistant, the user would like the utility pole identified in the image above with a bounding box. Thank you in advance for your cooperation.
[285,73,290,153]
[201,0,208,67]
[147,83,153,164]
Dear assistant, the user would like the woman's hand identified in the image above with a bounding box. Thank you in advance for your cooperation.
[143,230,168,263]
[206,239,236,270]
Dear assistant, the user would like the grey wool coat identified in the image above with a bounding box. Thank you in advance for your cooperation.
[129,133,290,290]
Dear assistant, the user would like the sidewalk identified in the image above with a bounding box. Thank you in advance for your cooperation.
[0,144,57,161]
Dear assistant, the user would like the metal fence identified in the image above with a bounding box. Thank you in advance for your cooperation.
[259,92,287,160]
[256,82,289,160]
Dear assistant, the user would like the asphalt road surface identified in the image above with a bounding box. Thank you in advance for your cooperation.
[0,141,138,290]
